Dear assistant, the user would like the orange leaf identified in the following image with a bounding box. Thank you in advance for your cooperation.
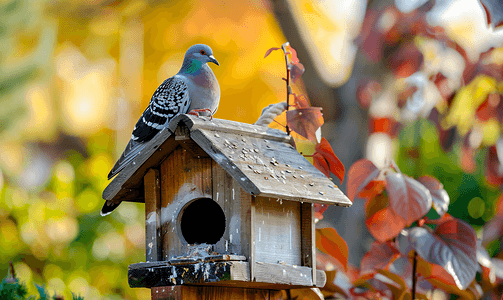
[315,138,345,183]
[316,227,348,272]
[366,207,407,242]
[289,45,300,64]
[286,107,324,142]
[313,152,330,177]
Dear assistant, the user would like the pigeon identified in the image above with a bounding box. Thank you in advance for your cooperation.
[101,44,220,216]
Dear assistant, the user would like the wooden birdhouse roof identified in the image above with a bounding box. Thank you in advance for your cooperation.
[103,114,352,207]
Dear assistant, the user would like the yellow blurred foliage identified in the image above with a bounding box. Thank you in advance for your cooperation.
[443,75,499,135]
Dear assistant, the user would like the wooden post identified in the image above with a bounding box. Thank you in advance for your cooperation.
[301,202,316,286]
[151,286,284,300]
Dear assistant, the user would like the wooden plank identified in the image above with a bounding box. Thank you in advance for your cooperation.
[145,169,161,262]
[103,132,178,203]
[249,197,256,282]
[253,197,301,266]
[300,203,316,286]
[128,261,325,289]
[160,146,214,261]
[213,162,246,256]
[189,129,352,207]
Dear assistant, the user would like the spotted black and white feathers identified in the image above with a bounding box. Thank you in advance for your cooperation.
[106,77,190,181]
[102,44,220,216]
[132,78,189,143]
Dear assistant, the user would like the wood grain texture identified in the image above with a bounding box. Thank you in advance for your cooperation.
[190,128,351,206]
[212,162,249,256]
[160,146,213,261]
[300,203,316,286]
[103,114,352,208]
[103,132,178,202]
[128,261,325,289]
[151,286,280,300]
[145,169,161,262]
[253,197,301,266]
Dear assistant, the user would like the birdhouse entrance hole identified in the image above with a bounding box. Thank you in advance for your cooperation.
[180,197,225,244]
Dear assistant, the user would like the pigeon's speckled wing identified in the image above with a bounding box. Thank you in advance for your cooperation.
[107,77,190,180]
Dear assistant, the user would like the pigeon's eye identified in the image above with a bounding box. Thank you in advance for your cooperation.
[200,50,206,55]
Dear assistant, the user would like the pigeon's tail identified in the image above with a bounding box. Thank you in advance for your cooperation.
[100,200,121,216]
[108,139,144,180]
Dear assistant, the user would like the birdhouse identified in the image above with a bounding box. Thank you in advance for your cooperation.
[102,114,352,296]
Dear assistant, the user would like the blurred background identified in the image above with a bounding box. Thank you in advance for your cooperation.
[0,0,502,299]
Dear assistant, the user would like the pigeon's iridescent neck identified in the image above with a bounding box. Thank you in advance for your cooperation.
[180,59,202,75]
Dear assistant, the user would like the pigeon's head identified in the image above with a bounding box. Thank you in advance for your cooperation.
[185,44,219,66]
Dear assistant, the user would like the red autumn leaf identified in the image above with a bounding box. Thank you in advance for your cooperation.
[486,145,503,186]
[313,152,330,178]
[366,204,408,242]
[292,93,310,109]
[360,241,401,278]
[417,175,450,216]
[286,107,323,142]
[288,45,300,64]
[290,62,305,83]
[398,217,477,290]
[389,43,423,78]
[315,138,345,183]
[356,78,381,109]
[461,145,477,173]
[385,172,432,225]
[476,93,500,121]
[316,227,348,272]
[314,203,328,221]
[415,258,481,300]
[369,117,395,135]
[264,47,281,58]
[346,159,381,201]
[358,179,386,200]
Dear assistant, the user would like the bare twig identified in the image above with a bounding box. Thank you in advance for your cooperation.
[281,42,291,135]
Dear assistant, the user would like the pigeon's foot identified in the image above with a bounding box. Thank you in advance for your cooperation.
[188,108,213,120]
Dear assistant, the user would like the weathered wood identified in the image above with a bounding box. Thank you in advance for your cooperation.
[300,203,316,286]
[103,131,178,202]
[249,197,256,282]
[212,163,249,256]
[254,197,301,266]
[128,261,325,289]
[102,114,352,208]
[145,169,161,262]
[151,286,281,300]
[160,146,213,260]
[190,128,351,206]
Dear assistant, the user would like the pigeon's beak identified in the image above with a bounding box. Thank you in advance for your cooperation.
[208,55,219,66]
